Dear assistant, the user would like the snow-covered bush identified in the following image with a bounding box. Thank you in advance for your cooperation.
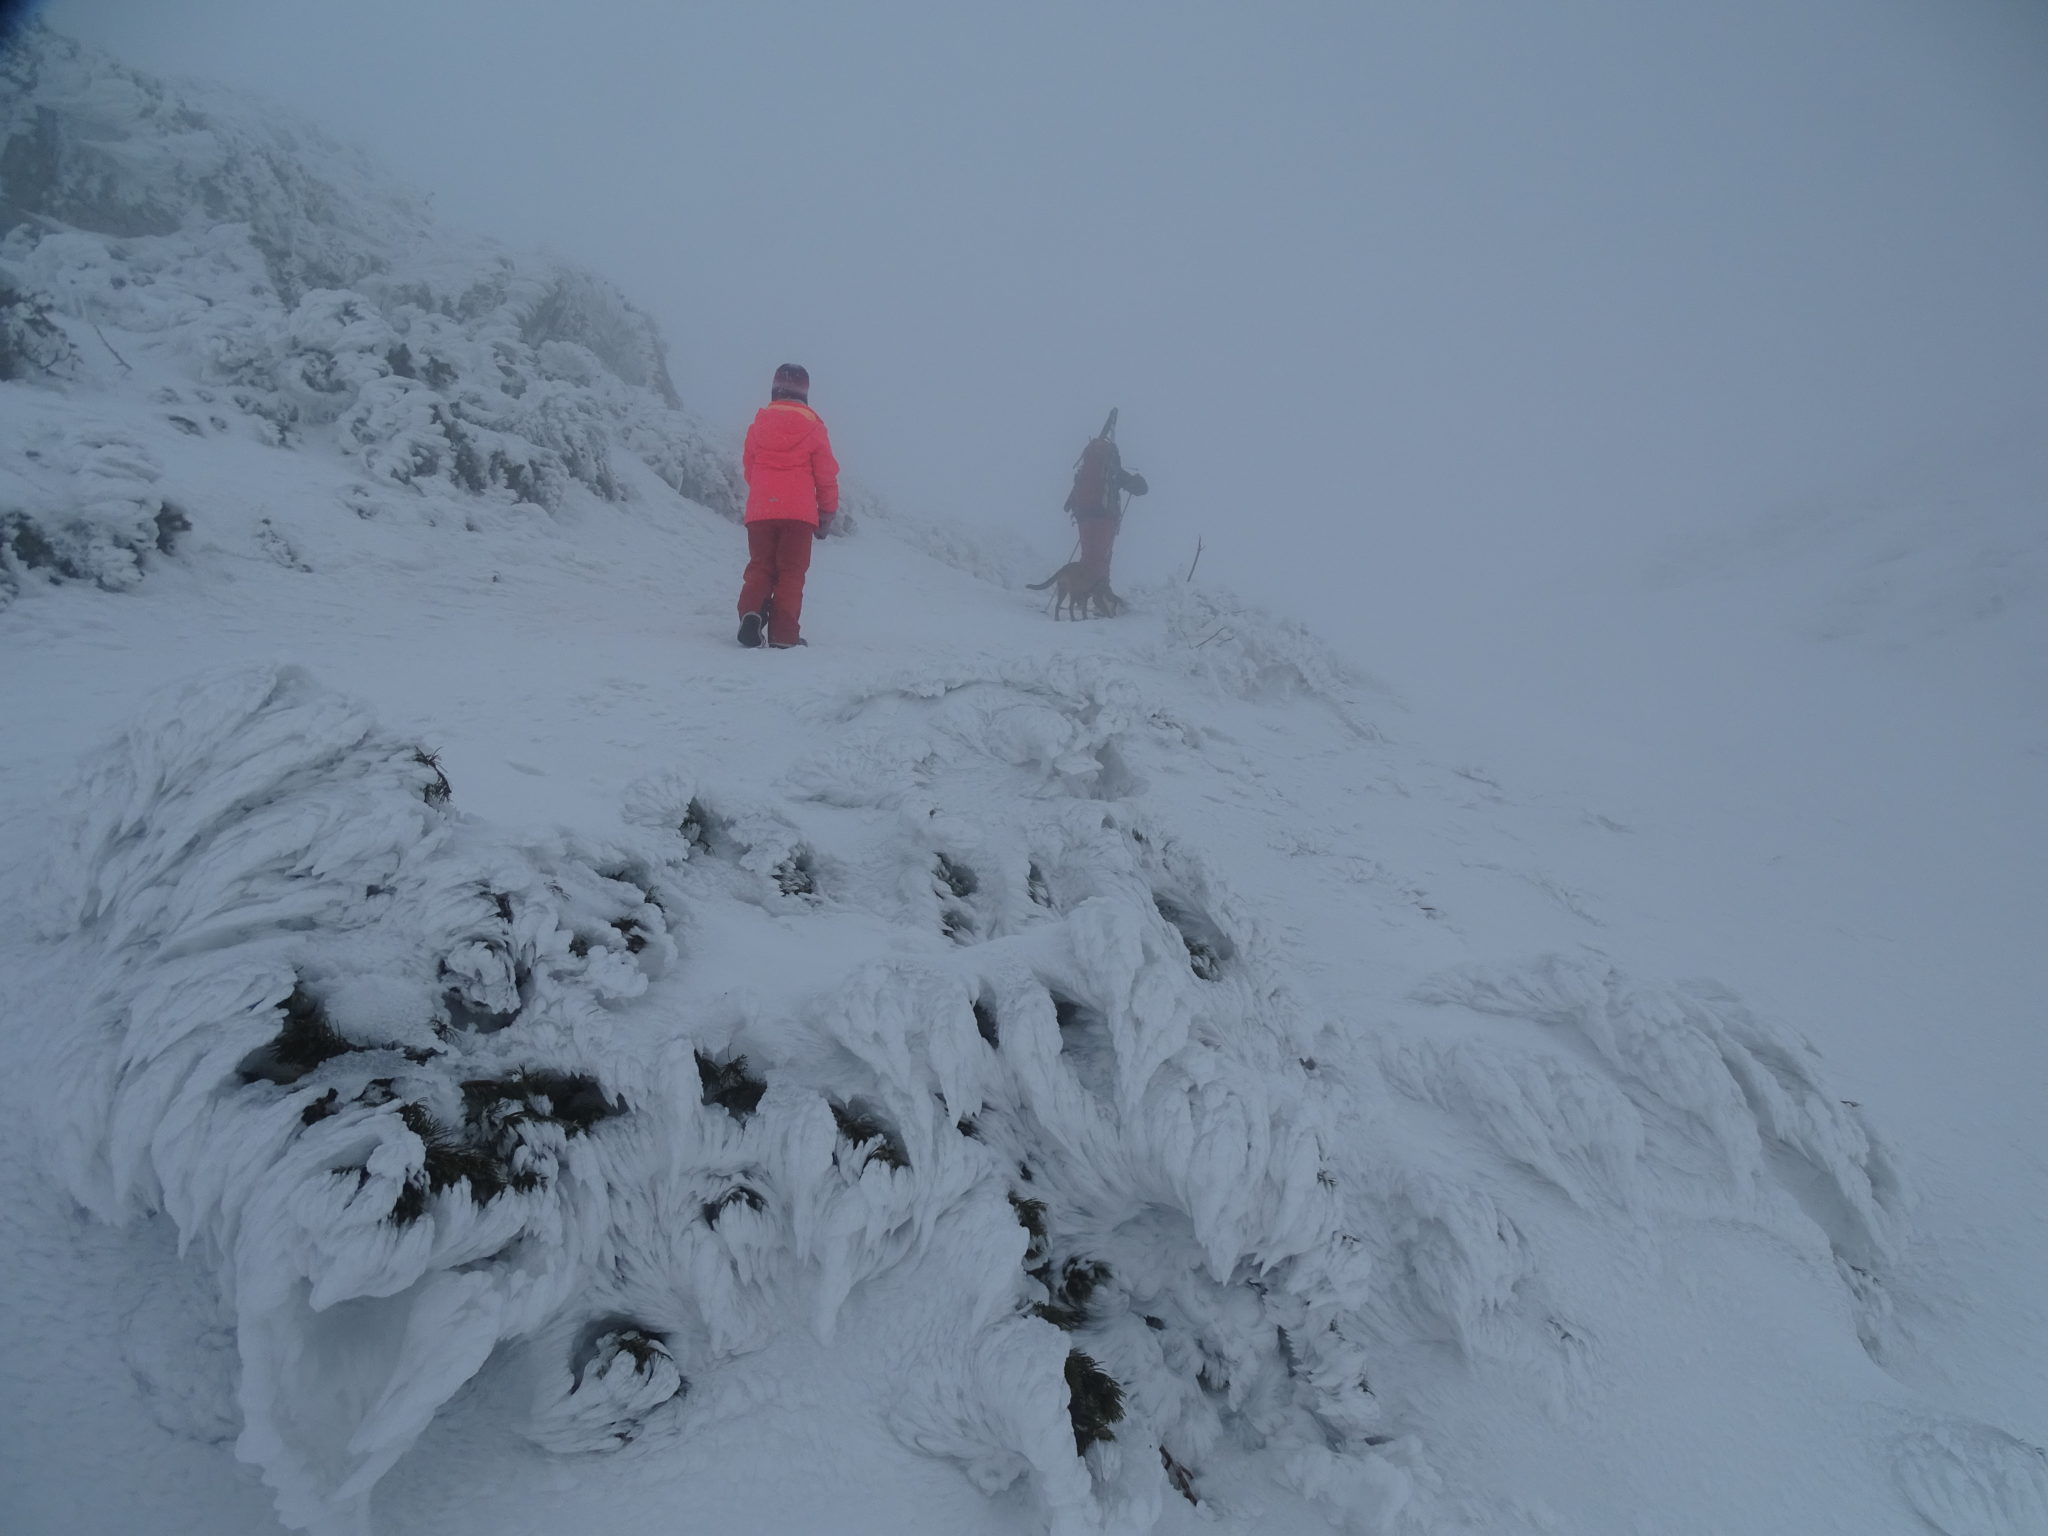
[0,23,428,298]
[528,1324,687,1453]
[32,667,681,1530]
[1145,580,1395,737]
[0,276,78,380]
[0,407,183,602]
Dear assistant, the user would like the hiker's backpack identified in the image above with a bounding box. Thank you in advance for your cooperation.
[1066,436,1120,516]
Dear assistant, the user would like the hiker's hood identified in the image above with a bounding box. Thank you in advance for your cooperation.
[747,400,825,466]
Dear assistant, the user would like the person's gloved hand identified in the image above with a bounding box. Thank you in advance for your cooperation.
[814,516,833,541]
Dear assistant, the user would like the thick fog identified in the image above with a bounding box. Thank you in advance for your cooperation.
[41,0,2048,676]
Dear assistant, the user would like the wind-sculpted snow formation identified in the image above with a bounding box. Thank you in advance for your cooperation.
[31,648,1926,1535]
[0,23,738,605]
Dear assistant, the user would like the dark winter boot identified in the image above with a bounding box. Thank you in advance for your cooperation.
[737,611,764,649]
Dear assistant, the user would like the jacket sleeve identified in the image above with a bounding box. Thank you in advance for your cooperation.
[811,421,841,515]
[742,422,758,486]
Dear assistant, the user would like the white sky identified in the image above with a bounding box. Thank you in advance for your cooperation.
[38,0,2048,661]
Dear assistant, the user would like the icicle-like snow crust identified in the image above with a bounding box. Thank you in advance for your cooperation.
[30,657,1918,1535]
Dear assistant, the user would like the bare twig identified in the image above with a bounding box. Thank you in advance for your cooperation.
[91,321,132,373]
[1192,625,1234,649]
[1184,537,1203,583]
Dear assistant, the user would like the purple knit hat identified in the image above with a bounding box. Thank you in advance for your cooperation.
[771,363,810,401]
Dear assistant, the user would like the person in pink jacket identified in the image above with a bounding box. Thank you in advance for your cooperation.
[737,363,840,649]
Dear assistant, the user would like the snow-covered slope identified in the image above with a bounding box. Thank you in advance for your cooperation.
[2,26,2043,1536]
[0,21,738,571]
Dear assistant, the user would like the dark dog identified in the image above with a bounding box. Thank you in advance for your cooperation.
[1027,561,1125,620]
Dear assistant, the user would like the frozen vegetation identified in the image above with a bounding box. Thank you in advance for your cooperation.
[1,23,2043,1536]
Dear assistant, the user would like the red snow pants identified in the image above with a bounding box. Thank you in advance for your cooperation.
[1076,513,1119,584]
[739,518,814,646]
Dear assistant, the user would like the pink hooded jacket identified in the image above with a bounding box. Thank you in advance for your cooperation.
[742,399,840,527]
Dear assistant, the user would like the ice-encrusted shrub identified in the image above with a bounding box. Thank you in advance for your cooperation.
[0,277,77,379]
[1,23,428,296]
[32,666,670,1533]
[412,748,452,805]
[390,1101,519,1223]
[284,286,624,507]
[0,411,179,601]
[830,1096,910,1171]
[702,1183,765,1226]
[772,849,818,897]
[934,853,982,941]
[382,1073,625,1224]
[1153,892,1232,980]
[1145,580,1393,737]
[1412,955,1911,1282]
[1065,1350,1126,1454]
[466,1069,622,1138]
[237,982,355,1086]
[935,852,978,898]
[1160,1445,1199,1504]
[696,1051,766,1120]
[529,1323,686,1453]
[1032,1257,1112,1332]
[1010,1193,1049,1254]
[974,997,1002,1047]
[655,784,834,903]
[621,770,726,856]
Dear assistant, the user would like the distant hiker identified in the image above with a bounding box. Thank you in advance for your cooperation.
[1063,407,1147,597]
[737,363,839,649]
